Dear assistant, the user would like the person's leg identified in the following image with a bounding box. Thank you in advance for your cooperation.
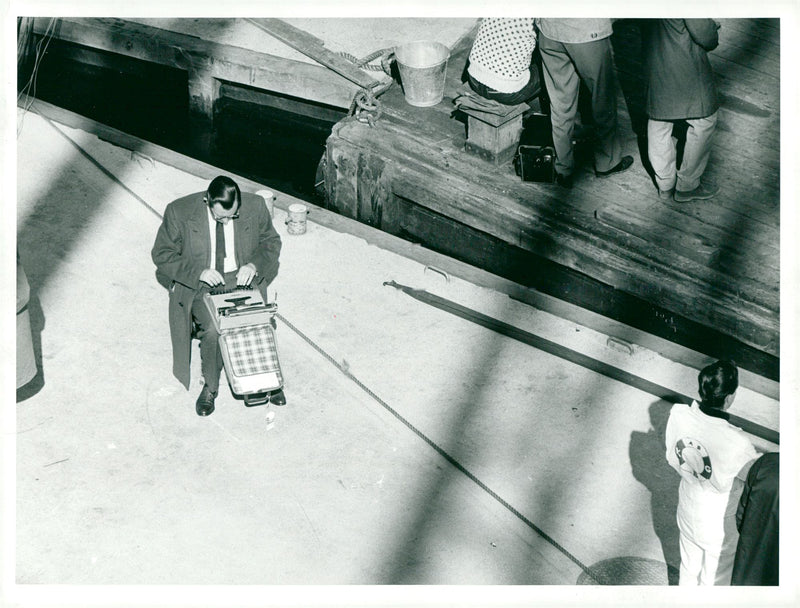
[647,118,677,192]
[677,112,718,192]
[566,37,623,172]
[191,290,223,394]
[539,32,580,177]
[709,514,739,585]
[678,530,703,585]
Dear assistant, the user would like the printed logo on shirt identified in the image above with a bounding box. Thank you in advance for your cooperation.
[674,437,713,480]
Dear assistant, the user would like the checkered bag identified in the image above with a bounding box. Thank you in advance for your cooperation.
[221,324,282,379]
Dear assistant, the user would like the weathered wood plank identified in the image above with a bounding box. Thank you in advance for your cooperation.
[31,17,360,109]
[245,18,381,91]
[344,116,778,310]
[596,204,779,284]
[328,76,780,354]
[388,162,778,352]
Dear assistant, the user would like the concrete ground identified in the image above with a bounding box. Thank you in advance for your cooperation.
[8,109,784,605]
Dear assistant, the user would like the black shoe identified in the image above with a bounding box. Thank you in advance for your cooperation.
[555,172,574,188]
[269,389,287,406]
[195,385,216,416]
[595,155,634,178]
[674,182,719,202]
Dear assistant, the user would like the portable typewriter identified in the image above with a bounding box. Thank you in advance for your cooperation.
[202,285,283,406]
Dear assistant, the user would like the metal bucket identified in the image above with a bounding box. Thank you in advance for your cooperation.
[393,41,450,107]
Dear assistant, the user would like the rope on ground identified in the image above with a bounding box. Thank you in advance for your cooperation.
[35,117,600,582]
[275,311,599,583]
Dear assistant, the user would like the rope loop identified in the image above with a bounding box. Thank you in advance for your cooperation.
[349,87,383,127]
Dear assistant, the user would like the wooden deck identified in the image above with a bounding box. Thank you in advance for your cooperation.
[322,19,780,375]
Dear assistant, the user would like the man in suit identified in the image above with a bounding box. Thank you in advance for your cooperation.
[152,175,283,416]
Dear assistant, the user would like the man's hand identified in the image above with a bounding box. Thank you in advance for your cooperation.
[199,269,224,287]
[236,263,257,287]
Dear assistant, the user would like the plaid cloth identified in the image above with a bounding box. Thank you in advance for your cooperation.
[221,325,281,378]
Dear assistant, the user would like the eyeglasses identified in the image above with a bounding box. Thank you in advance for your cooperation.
[205,196,240,223]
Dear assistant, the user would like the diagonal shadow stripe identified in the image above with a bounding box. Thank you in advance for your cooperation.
[385,281,779,446]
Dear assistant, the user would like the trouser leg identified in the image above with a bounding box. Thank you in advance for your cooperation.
[192,289,223,394]
[677,112,717,191]
[678,530,703,585]
[707,516,739,585]
[647,118,677,191]
[539,33,580,176]
[565,37,622,172]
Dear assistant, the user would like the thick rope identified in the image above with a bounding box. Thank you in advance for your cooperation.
[348,87,383,127]
[340,48,396,127]
[338,47,395,71]
[275,311,598,583]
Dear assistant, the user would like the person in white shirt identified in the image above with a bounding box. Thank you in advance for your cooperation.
[665,359,759,585]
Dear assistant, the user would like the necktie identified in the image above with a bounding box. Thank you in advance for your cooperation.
[215,221,225,274]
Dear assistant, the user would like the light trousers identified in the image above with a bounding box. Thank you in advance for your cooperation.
[647,112,718,192]
[678,510,739,586]
[538,33,623,176]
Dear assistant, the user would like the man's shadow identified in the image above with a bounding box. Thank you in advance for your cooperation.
[629,399,681,584]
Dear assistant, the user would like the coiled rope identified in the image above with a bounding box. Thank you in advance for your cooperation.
[340,47,396,127]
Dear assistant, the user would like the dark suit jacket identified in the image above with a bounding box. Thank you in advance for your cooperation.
[731,452,779,585]
[151,191,282,388]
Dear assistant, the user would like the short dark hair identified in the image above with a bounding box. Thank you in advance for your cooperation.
[207,176,241,211]
[698,359,738,410]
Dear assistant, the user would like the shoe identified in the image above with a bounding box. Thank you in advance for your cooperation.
[195,385,216,416]
[595,155,634,178]
[674,182,719,202]
[658,188,675,200]
[269,389,287,406]
[555,172,574,188]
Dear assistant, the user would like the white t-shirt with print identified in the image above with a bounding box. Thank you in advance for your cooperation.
[665,401,758,542]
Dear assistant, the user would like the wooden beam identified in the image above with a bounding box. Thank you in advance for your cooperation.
[31,17,360,109]
[245,18,382,91]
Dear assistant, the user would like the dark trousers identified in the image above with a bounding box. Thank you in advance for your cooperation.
[190,271,258,394]
[467,63,542,106]
[191,285,224,394]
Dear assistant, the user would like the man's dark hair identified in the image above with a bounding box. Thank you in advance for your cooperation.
[207,176,241,211]
[698,359,738,412]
